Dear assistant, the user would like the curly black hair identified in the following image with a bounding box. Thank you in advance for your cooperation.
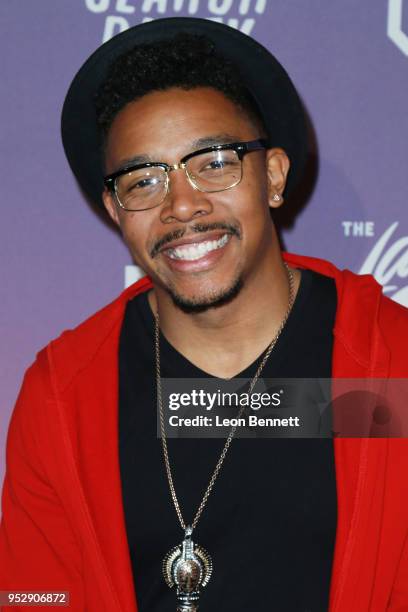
[94,32,266,139]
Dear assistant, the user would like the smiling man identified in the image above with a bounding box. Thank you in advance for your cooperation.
[1,17,408,612]
[101,83,296,379]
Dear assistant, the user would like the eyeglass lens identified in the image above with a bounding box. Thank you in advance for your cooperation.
[115,149,242,210]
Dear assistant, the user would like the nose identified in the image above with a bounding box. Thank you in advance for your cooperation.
[159,166,213,224]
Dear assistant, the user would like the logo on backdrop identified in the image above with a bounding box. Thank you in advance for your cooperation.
[342,221,408,307]
[387,0,408,56]
[84,0,267,42]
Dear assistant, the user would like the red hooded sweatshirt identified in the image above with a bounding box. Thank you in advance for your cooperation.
[1,252,408,611]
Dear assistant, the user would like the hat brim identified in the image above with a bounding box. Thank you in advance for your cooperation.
[61,17,308,210]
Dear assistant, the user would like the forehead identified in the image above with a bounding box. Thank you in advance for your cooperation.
[104,87,259,171]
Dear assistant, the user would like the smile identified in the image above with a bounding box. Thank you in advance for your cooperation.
[164,233,231,261]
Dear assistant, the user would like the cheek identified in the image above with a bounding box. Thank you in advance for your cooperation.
[248,162,269,202]
[236,173,273,253]
[118,217,152,263]
[235,170,270,225]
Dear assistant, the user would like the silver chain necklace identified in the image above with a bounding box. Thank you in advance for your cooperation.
[155,263,295,612]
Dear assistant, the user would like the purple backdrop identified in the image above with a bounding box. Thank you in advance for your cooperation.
[1,1,407,484]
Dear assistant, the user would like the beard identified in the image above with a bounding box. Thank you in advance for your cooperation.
[166,273,244,314]
[149,220,244,314]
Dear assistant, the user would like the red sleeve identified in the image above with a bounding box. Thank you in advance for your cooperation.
[388,529,408,610]
[0,357,84,610]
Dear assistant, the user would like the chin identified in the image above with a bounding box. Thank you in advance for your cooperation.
[167,275,244,314]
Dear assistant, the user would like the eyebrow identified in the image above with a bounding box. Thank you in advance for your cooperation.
[114,133,240,171]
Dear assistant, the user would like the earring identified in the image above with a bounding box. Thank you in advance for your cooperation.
[273,193,281,202]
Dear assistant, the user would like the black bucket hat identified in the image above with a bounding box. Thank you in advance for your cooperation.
[61,17,308,210]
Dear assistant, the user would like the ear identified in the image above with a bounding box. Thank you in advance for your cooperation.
[102,188,121,227]
[265,148,290,208]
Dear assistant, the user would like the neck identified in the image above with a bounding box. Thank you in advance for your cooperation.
[148,251,301,378]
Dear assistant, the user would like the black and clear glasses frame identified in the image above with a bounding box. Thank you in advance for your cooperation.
[103,139,268,212]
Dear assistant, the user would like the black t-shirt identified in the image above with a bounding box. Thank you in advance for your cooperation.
[119,269,338,611]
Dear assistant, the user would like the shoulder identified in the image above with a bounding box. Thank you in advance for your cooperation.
[379,292,408,327]
[284,251,408,374]
[378,294,408,375]
[26,275,153,395]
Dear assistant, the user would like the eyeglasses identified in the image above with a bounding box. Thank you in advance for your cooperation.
[104,139,267,211]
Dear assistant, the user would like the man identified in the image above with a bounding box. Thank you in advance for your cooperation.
[1,17,407,612]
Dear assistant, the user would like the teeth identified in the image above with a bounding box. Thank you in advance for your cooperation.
[166,233,230,261]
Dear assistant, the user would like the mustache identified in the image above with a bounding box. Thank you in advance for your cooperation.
[150,222,241,258]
